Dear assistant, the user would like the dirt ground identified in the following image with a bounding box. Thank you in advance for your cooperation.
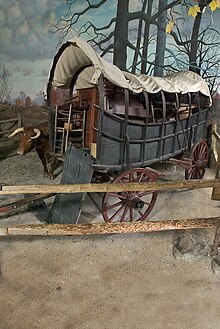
[1,143,220,328]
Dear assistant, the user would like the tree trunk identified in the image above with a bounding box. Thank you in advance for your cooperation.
[189,11,202,74]
[189,0,212,74]
[154,0,167,76]
[113,0,129,70]
[141,0,153,74]
[131,0,148,74]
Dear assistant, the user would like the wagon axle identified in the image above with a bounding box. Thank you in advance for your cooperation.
[121,194,145,211]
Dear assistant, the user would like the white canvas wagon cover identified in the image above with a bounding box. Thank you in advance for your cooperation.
[47,37,211,103]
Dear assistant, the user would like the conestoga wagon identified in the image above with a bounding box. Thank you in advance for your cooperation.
[46,37,212,224]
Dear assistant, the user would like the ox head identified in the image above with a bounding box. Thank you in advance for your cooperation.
[8,127,41,155]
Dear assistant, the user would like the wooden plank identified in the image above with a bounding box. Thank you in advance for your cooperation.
[212,126,220,200]
[212,142,220,200]
[0,129,19,135]
[0,178,220,195]
[213,130,220,142]
[0,118,19,124]
[1,217,219,236]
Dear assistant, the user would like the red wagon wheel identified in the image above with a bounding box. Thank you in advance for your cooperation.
[102,168,158,223]
[185,139,209,180]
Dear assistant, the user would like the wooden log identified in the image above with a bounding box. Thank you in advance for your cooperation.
[0,178,220,195]
[0,217,219,236]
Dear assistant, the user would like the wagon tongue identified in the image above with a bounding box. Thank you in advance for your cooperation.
[169,157,192,170]
[0,193,55,214]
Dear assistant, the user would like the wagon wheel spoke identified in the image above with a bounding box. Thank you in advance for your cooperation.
[120,207,129,222]
[129,208,134,222]
[102,168,158,223]
[105,200,124,211]
[108,204,126,222]
[127,172,140,193]
[138,190,156,197]
[135,172,145,182]
[108,192,127,200]
[189,167,197,179]
[138,210,144,217]
[192,166,205,179]
[194,145,207,161]
[189,166,204,179]
[131,173,150,194]
[129,173,134,182]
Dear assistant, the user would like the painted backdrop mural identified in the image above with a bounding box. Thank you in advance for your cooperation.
[0,0,219,105]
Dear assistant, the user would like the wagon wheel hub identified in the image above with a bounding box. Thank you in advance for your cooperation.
[194,159,206,171]
[122,194,145,211]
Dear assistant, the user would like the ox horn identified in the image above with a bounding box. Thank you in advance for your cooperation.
[8,127,24,137]
[30,128,41,140]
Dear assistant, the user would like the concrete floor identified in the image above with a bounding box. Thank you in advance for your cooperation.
[1,151,220,329]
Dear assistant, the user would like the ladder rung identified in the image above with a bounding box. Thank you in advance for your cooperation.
[69,138,83,142]
[70,129,83,132]
[55,104,86,154]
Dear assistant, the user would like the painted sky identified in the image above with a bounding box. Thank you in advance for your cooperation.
[1,0,66,99]
[0,0,118,100]
[0,1,219,100]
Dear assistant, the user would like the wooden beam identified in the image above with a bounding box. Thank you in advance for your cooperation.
[213,130,220,142]
[0,217,219,236]
[0,118,19,124]
[0,179,220,195]
[212,127,220,200]
[212,154,220,200]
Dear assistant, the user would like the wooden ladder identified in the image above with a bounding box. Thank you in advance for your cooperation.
[54,100,86,156]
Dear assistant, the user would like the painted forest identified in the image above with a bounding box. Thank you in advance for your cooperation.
[50,0,220,94]
[0,0,220,105]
